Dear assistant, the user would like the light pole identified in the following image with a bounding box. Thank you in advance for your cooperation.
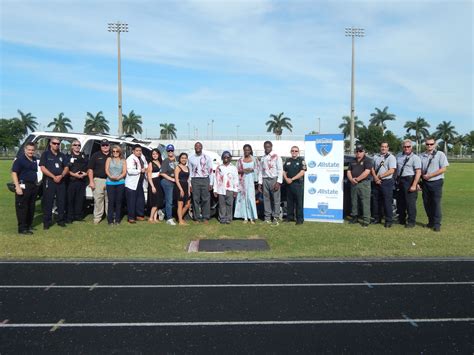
[108,21,128,135]
[316,117,321,134]
[211,119,214,140]
[345,27,364,152]
[236,125,240,140]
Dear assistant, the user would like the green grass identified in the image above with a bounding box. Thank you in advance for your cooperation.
[0,160,473,260]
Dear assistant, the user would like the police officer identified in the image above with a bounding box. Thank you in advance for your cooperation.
[420,137,449,232]
[283,146,306,225]
[371,141,397,228]
[88,139,110,224]
[39,138,69,229]
[66,140,88,223]
[11,142,39,235]
[347,144,372,227]
[395,139,421,228]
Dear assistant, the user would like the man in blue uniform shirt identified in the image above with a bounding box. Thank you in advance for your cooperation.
[39,138,69,229]
[420,137,449,232]
[11,142,39,235]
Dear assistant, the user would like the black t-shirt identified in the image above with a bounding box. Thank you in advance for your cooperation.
[87,151,110,179]
[39,149,67,177]
[348,156,372,179]
[283,157,307,181]
[12,154,38,183]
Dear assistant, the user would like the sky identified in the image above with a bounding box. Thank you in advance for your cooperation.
[0,0,472,140]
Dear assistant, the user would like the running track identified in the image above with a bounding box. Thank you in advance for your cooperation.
[0,259,473,353]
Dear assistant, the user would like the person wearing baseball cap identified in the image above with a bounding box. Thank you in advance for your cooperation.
[347,144,372,227]
[160,144,178,225]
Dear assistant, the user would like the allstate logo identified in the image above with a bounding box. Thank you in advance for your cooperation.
[308,174,317,183]
[318,202,329,214]
[330,174,339,184]
[316,139,333,156]
[308,160,316,168]
[308,188,317,194]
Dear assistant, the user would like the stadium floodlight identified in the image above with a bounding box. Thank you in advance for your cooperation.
[108,21,129,135]
[345,27,365,153]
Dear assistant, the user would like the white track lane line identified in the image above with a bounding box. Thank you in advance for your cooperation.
[1,318,473,328]
[0,281,473,289]
[0,259,473,264]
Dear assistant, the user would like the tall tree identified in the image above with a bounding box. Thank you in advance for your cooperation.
[434,120,458,155]
[404,117,430,154]
[338,115,365,139]
[16,109,38,135]
[84,111,109,134]
[0,118,25,153]
[357,125,384,154]
[265,112,293,140]
[369,106,396,133]
[159,123,177,140]
[47,112,73,133]
[122,110,143,135]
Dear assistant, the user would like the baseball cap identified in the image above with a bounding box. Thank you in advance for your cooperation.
[101,139,110,146]
[166,144,175,152]
[355,144,365,152]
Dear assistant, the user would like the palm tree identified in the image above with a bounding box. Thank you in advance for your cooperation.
[369,106,396,133]
[47,112,73,133]
[159,123,177,140]
[404,117,430,154]
[84,111,109,134]
[265,112,293,140]
[122,110,143,135]
[16,109,38,135]
[435,120,458,155]
[338,115,365,139]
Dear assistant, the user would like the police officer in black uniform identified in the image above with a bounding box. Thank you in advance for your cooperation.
[11,142,39,235]
[39,138,69,229]
[283,145,307,225]
[66,139,88,223]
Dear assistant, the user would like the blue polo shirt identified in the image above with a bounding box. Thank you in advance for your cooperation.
[12,154,38,183]
[39,149,67,176]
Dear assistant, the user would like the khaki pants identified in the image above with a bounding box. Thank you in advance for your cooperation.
[93,178,108,222]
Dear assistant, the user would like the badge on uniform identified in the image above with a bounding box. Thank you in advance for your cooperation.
[70,158,75,163]
[55,163,60,168]
[59,157,63,162]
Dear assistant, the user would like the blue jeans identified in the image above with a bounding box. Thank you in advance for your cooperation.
[161,178,175,220]
[106,184,124,224]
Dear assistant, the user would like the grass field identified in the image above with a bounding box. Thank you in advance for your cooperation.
[0,160,472,260]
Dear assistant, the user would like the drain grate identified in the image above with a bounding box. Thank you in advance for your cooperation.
[188,239,270,252]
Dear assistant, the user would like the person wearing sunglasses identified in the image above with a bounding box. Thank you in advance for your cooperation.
[66,140,88,223]
[420,137,449,232]
[105,145,127,225]
[87,139,111,224]
[371,141,397,228]
[283,146,306,225]
[347,144,372,227]
[39,138,69,229]
[395,139,421,228]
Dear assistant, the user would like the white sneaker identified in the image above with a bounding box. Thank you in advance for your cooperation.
[157,209,165,221]
[271,220,279,226]
[166,218,176,226]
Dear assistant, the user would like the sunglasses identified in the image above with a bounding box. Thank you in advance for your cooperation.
[72,144,81,147]
[426,143,435,146]
[112,150,120,153]
[355,150,364,153]
[101,144,109,147]
[51,142,60,145]
[167,150,174,153]
[403,146,412,148]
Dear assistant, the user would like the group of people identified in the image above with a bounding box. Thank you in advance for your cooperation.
[11,139,307,234]
[11,135,447,235]
[348,137,449,231]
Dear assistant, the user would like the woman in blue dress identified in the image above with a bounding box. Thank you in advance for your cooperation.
[234,144,259,223]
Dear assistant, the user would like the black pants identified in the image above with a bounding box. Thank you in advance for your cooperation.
[286,181,304,223]
[67,180,86,222]
[42,178,66,226]
[372,179,394,223]
[107,184,125,224]
[15,183,38,233]
[125,177,145,221]
[422,179,444,228]
[396,176,417,225]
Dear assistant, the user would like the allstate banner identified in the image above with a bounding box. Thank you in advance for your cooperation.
[303,134,344,223]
